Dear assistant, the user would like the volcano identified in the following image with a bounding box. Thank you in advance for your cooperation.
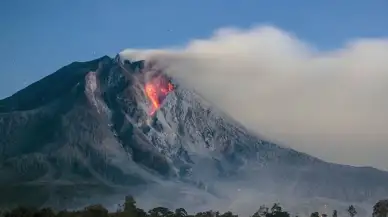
[0,55,387,215]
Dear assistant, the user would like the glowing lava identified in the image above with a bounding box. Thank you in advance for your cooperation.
[144,74,174,115]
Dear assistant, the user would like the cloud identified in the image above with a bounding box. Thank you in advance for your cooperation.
[120,25,388,171]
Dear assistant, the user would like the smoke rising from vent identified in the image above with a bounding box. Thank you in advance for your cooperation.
[120,25,388,171]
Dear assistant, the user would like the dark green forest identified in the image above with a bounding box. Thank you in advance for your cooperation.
[1,196,387,217]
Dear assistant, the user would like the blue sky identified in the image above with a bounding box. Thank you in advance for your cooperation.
[1,0,387,99]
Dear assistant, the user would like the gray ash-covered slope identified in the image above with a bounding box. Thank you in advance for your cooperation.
[0,55,387,208]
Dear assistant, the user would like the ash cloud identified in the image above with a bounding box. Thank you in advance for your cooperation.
[120,25,388,171]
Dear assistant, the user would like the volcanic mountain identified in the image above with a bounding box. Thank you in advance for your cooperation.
[0,55,387,215]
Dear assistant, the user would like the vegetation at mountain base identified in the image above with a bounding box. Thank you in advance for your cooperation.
[1,196,387,217]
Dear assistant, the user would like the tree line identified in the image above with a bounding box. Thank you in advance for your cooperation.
[0,196,387,217]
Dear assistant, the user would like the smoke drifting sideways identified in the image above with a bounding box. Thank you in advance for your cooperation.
[120,25,388,171]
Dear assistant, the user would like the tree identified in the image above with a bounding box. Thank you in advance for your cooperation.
[271,203,282,213]
[267,204,290,217]
[37,208,56,217]
[175,208,188,217]
[373,200,388,217]
[332,210,338,217]
[136,207,148,217]
[56,210,72,217]
[310,212,320,217]
[3,206,37,217]
[83,204,108,217]
[195,210,219,217]
[116,195,146,217]
[149,207,173,217]
[347,205,357,217]
[220,211,238,217]
[252,205,269,217]
[124,195,137,213]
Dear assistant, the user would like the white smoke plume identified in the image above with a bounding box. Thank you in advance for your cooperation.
[120,25,388,171]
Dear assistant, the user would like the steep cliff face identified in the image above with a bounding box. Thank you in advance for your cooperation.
[0,55,387,211]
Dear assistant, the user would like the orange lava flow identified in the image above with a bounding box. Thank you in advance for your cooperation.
[144,76,174,116]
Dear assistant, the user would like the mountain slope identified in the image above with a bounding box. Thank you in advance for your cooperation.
[0,55,387,213]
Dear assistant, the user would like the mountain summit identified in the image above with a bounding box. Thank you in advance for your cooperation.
[0,55,387,214]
